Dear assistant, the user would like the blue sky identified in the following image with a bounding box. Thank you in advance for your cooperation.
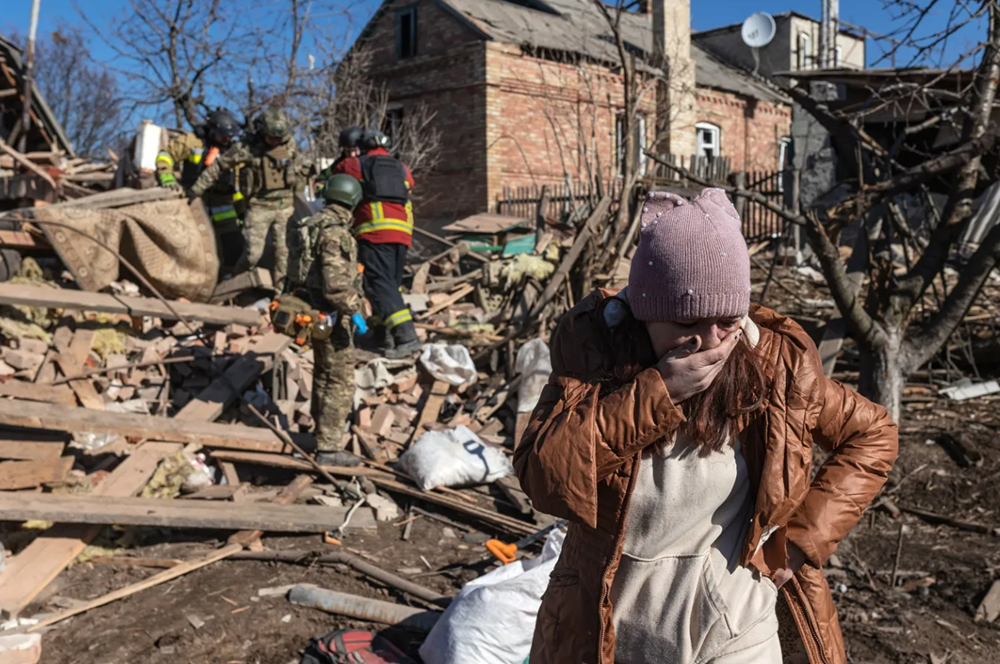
[6,0,984,67]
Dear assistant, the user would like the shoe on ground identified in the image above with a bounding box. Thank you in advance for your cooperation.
[315,450,362,467]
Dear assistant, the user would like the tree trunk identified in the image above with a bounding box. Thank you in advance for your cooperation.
[858,328,905,424]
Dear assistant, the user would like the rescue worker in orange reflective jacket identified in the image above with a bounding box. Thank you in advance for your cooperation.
[333,129,420,359]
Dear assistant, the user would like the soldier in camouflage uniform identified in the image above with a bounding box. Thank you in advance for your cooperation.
[156,108,244,271]
[286,174,365,466]
[191,108,307,291]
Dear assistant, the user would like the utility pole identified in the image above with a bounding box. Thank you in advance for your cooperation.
[19,0,41,154]
[819,0,839,69]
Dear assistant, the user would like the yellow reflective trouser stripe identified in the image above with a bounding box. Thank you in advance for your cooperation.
[353,220,414,236]
[233,191,244,202]
[208,205,238,222]
[385,309,412,329]
[155,153,174,167]
[188,153,202,164]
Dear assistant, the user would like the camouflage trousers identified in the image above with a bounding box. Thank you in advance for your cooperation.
[235,202,293,290]
[312,318,354,452]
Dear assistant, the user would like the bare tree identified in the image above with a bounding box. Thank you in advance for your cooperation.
[8,26,125,157]
[651,1,1000,423]
[76,0,251,128]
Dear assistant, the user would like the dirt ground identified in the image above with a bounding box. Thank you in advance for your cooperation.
[14,263,1000,664]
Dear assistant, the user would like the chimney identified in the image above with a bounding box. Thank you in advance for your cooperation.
[651,0,696,157]
[636,0,651,13]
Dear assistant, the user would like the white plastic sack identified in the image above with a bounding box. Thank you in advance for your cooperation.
[514,338,552,413]
[420,344,477,387]
[420,528,565,664]
[400,425,512,490]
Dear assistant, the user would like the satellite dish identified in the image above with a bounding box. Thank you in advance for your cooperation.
[741,12,776,48]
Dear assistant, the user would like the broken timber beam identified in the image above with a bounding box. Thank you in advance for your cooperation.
[0,492,367,533]
[0,282,263,327]
[0,399,314,453]
[0,442,182,616]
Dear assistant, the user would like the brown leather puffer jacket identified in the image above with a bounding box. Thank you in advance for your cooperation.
[514,289,898,664]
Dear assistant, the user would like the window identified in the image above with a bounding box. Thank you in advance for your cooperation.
[397,7,417,59]
[616,113,647,176]
[797,32,811,70]
[695,122,721,159]
[778,136,793,192]
[383,106,404,148]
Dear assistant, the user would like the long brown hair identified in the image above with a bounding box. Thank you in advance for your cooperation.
[596,297,766,451]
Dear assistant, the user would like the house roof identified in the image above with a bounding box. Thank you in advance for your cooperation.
[0,34,75,156]
[693,10,863,40]
[364,0,788,105]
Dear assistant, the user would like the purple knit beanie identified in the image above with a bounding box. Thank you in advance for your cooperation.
[628,188,751,321]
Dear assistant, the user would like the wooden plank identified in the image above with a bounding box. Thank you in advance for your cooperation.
[0,381,76,405]
[416,380,450,435]
[0,140,56,189]
[228,474,314,548]
[29,543,244,631]
[0,492,367,532]
[210,268,273,303]
[0,283,263,327]
[0,456,73,490]
[0,229,47,249]
[0,441,182,616]
[211,451,533,536]
[0,399,314,453]
[55,329,104,410]
[418,284,475,320]
[0,438,65,461]
[176,333,291,422]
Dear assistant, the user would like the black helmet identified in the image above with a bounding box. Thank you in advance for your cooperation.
[323,174,363,209]
[207,108,240,143]
[339,126,364,149]
[361,129,390,151]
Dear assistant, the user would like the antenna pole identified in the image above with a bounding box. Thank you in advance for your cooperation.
[820,0,839,68]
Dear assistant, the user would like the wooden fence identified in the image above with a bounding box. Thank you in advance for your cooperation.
[494,180,622,222]
[647,154,732,184]
[737,170,787,243]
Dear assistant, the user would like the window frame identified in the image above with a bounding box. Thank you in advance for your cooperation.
[615,113,648,176]
[694,121,721,160]
[396,6,418,59]
[797,32,811,70]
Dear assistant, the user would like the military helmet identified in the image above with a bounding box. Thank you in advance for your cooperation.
[361,129,391,151]
[207,108,240,142]
[324,174,363,209]
[260,109,289,139]
[339,126,364,148]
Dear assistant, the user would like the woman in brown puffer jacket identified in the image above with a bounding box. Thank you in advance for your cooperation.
[513,188,898,664]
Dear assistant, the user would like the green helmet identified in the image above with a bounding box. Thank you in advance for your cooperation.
[323,174,363,209]
[260,109,289,139]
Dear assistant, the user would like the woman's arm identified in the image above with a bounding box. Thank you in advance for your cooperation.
[513,368,684,529]
[784,378,899,568]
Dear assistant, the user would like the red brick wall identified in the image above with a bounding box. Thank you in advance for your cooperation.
[694,89,792,172]
[485,42,658,213]
[358,0,792,222]
[363,0,489,221]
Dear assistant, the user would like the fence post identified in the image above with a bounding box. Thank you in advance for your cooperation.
[791,169,802,264]
[731,172,747,226]
[536,185,549,246]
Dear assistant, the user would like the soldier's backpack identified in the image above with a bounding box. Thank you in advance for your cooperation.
[287,212,335,290]
[299,629,415,664]
[359,155,409,204]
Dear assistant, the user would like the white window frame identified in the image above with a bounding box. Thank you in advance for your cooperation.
[778,136,793,192]
[616,113,647,176]
[797,32,811,70]
[695,122,721,159]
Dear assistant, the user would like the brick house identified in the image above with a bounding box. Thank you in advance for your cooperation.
[353,0,791,223]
